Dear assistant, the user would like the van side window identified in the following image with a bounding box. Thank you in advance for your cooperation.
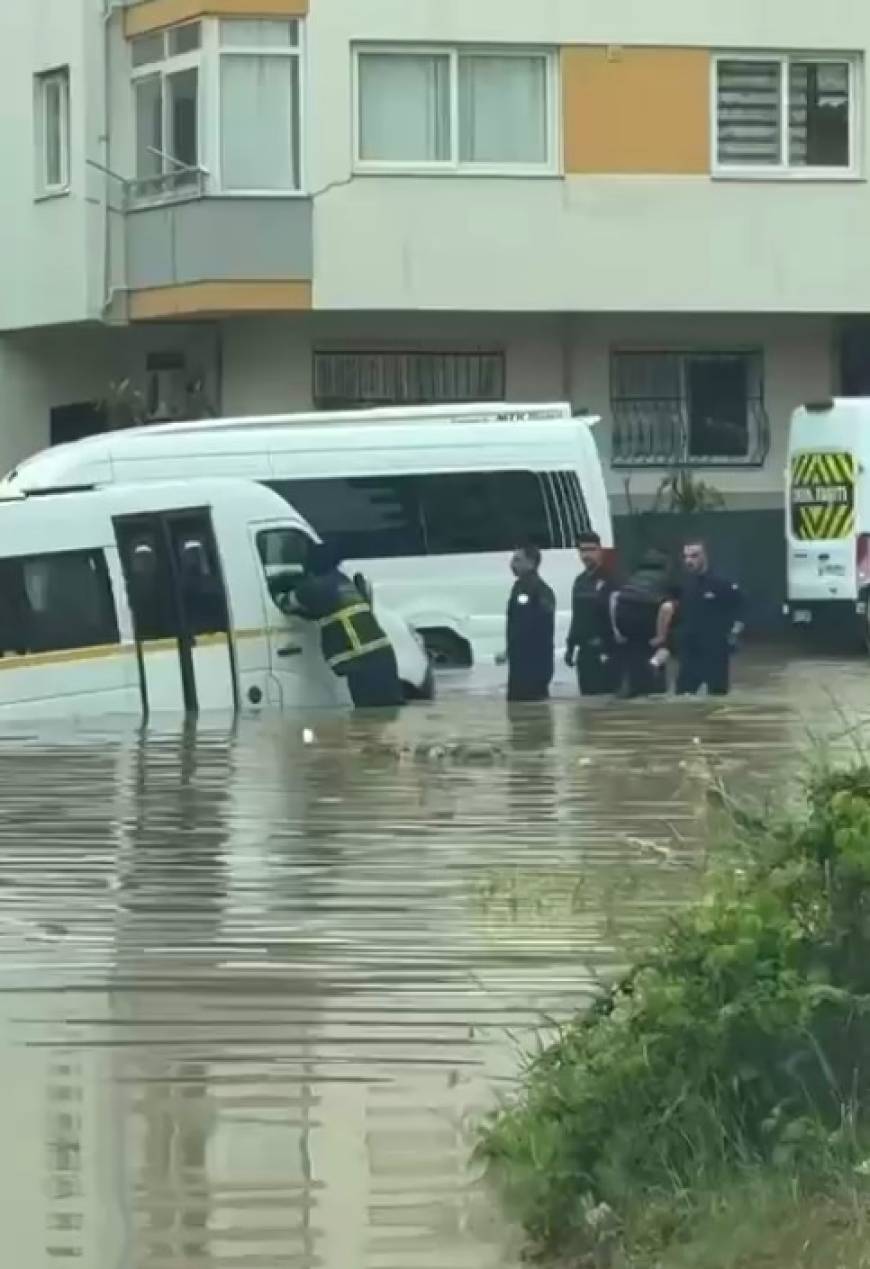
[548,472,591,541]
[268,470,563,558]
[0,551,119,657]
[267,479,424,560]
[256,528,312,571]
[418,471,553,554]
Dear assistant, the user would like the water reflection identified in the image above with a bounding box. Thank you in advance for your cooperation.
[0,659,859,1267]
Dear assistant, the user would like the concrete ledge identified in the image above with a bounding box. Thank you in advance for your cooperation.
[128,280,312,320]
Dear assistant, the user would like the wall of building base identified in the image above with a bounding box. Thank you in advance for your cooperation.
[0,313,835,515]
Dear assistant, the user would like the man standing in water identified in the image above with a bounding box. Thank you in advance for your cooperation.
[504,545,556,702]
[674,540,744,697]
[565,531,618,696]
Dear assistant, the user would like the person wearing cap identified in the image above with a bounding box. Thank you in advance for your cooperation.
[289,542,404,709]
[565,531,618,696]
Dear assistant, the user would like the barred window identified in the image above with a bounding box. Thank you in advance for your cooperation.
[610,351,770,469]
[312,351,505,410]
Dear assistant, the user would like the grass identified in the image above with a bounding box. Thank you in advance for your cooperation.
[476,757,870,1268]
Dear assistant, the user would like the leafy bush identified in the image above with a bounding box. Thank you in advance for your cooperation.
[477,762,870,1262]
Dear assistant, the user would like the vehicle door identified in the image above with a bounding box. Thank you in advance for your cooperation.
[249,521,347,708]
[114,509,238,715]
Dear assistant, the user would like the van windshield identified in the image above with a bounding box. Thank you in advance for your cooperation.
[268,470,589,559]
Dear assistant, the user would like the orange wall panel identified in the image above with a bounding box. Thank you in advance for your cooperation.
[125,0,308,38]
[563,46,710,175]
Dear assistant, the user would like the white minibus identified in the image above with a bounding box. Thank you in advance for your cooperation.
[2,403,612,665]
[0,478,430,720]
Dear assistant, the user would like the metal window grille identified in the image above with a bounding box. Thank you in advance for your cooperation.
[610,350,770,469]
[312,351,506,409]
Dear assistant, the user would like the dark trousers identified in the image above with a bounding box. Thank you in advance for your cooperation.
[621,640,666,700]
[576,644,618,696]
[507,675,551,702]
[676,644,730,697]
[345,647,404,708]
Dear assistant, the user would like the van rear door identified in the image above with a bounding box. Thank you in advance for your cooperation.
[788,449,857,603]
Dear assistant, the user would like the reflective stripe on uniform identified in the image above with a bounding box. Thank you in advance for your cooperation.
[318,602,391,669]
[327,636,392,669]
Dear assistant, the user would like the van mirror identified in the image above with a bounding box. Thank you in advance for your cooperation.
[267,565,304,612]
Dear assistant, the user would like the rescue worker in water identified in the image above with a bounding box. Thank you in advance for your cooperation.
[565,531,618,696]
[286,543,404,709]
[502,544,556,702]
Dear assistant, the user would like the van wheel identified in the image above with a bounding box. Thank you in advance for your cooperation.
[420,629,472,669]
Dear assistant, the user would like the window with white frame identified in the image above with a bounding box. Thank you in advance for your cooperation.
[610,350,770,468]
[34,68,70,196]
[715,54,859,173]
[129,19,303,199]
[355,46,556,170]
[219,20,302,191]
[131,23,202,196]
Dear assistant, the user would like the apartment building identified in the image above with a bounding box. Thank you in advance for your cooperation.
[1,0,869,512]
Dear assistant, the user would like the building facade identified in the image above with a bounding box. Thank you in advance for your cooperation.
[2,0,869,511]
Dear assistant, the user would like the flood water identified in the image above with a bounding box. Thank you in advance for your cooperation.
[0,651,867,1268]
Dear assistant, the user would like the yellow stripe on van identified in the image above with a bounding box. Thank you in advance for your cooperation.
[0,629,272,674]
[790,450,856,541]
[0,643,135,672]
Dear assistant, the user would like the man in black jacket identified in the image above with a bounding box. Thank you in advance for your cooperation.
[565,531,618,695]
[674,541,744,696]
[610,548,675,699]
[504,545,556,702]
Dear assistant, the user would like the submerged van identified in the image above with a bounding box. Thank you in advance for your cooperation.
[1,403,612,665]
[0,478,431,719]
[786,399,870,644]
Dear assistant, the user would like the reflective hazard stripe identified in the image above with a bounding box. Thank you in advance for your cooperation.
[791,450,856,541]
[327,637,392,670]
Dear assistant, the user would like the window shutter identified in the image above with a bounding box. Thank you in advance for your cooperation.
[717,60,782,165]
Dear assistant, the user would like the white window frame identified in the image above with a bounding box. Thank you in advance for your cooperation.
[352,44,560,176]
[35,67,70,198]
[711,51,863,180]
[130,24,204,199]
[213,18,306,197]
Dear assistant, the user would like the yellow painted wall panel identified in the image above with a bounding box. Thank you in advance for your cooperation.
[125,0,308,39]
[563,46,710,175]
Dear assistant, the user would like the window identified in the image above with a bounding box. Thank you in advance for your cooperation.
[0,551,119,658]
[131,23,202,197]
[355,46,556,171]
[34,68,70,195]
[129,18,303,199]
[219,20,302,191]
[715,54,858,174]
[256,527,312,572]
[267,470,578,560]
[610,351,770,468]
[313,351,505,409]
[418,471,554,554]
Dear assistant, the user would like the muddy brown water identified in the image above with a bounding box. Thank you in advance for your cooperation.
[0,652,866,1267]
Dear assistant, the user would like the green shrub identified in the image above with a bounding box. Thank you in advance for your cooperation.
[477,762,870,1262]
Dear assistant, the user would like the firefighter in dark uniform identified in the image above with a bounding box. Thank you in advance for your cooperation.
[290,544,404,709]
[503,545,556,702]
[674,541,744,697]
[610,548,675,699]
[565,531,618,695]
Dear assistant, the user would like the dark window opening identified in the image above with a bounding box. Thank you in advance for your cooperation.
[611,350,769,468]
[0,550,119,657]
[50,402,107,448]
[267,469,583,559]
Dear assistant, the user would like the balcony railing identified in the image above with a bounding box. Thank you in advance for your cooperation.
[610,398,771,469]
[123,164,209,208]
